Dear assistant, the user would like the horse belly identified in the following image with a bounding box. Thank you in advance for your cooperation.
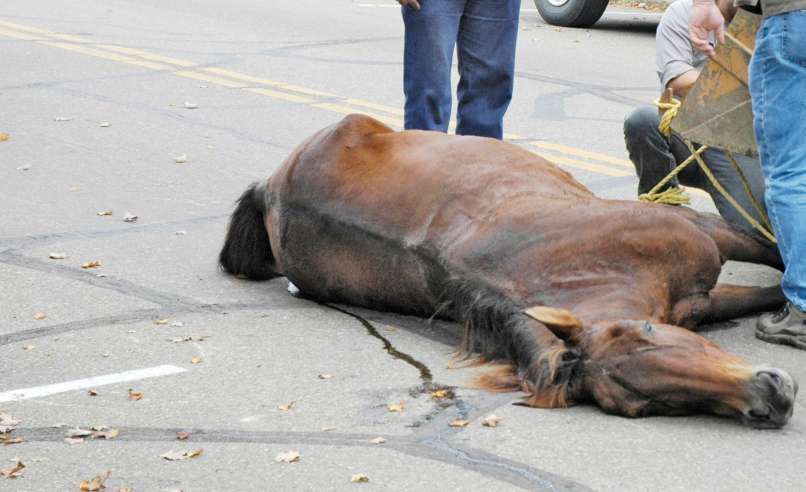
[276,204,441,316]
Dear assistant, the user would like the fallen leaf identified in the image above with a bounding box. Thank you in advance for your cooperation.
[277,401,295,412]
[0,436,23,445]
[118,488,134,492]
[350,474,369,483]
[88,389,98,396]
[79,471,110,491]
[15,164,31,171]
[174,154,188,164]
[81,261,102,269]
[317,373,333,380]
[66,428,93,438]
[160,448,203,461]
[387,401,405,413]
[0,412,20,427]
[54,116,72,122]
[190,357,202,364]
[34,312,46,320]
[481,414,503,428]
[99,122,111,128]
[320,426,336,432]
[64,437,85,444]
[96,210,113,216]
[128,389,143,401]
[170,321,184,327]
[431,389,449,400]
[176,431,190,440]
[153,319,169,325]
[92,428,119,439]
[369,436,386,444]
[123,212,138,223]
[49,252,67,259]
[274,451,300,463]
[449,419,469,428]
[0,426,13,434]
[0,458,25,478]
[22,345,34,352]
[69,186,81,192]
[0,132,9,141]
[183,101,198,109]
[175,230,187,236]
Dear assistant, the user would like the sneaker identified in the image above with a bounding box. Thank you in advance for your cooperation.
[756,302,806,350]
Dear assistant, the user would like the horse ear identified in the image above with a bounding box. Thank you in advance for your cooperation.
[523,306,582,343]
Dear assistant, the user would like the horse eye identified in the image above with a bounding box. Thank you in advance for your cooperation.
[642,321,655,335]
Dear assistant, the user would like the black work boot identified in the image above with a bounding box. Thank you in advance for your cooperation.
[756,302,806,350]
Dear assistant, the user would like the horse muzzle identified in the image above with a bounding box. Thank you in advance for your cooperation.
[742,366,798,428]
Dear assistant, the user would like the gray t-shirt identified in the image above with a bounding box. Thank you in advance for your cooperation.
[656,0,711,90]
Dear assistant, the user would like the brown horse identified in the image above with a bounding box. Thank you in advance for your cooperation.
[220,114,797,428]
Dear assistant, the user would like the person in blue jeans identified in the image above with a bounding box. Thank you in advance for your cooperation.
[398,0,521,139]
[691,1,806,349]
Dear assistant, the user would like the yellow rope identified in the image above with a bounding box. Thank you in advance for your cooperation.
[639,186,690,205]
[655,97,680,137]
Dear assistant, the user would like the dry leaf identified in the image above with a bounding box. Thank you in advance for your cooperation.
[99,122,110,127]
[350,474,369,483]
[174,154,188,164]
[69,186,81,192]
[49,252,67,259]
[369,436,386,444]
[22,345,34,352]
[79,471,111,491]
[0,412,20,427]
[449,419,469,428]
[96,210,113,216]
[64,437,85,444]
[88,389,98,396]
[481,414,503,428]
[175,230,187,236]
[54,116,72,122]
[0,132,9,141]
[176,431,190,440]
[34,312,46,320]
[431,389,449,400]
[128,389,143,401]
[0,436,23,445]
[118,488,134,492]
[161,449,203,461]
[123,212,138,223]
[320,426,336,432]
[317,373,333,380]
[66,428,93,438]
[0,426,14,434]
[387,401,405,413]
[0,458,25,478]
[15,164,31,171]
[183,101,198,109]
[274,451,300,463]
[92,428,119,439]
[277,401,295,412]
[81,261,101,269]
[170,321,184,327]
[190,357,202,364]
[153,319,169,325]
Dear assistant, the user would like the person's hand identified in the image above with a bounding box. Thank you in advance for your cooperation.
[689,0,724,58]
[398,0,421,10]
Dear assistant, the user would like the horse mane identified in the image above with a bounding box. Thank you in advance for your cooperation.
[443,279,583,408]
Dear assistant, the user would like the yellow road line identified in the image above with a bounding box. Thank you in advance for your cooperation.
[531,141,634,168]
[539,152,633,177]
[0,20,52,34]
[0,27,45,41]
[96,44,196,67]
[39,41,139,63]
[311,103,402,127]
[173,70,246,88]
[246,87,315,104]
[203,67,339,98]
[344,99,404,116]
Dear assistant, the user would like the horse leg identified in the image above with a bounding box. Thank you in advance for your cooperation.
[702,284,786,324]
[672,207,782,270]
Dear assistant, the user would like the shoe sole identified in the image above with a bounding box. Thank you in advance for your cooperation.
[756,329,806,351]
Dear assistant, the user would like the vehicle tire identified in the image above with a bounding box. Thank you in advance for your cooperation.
[533,0,610,28]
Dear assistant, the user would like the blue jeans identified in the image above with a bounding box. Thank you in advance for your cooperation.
[749,10,806,310]
[402,0,521,139]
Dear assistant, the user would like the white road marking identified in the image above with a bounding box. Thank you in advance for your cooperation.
[0,365,187,402]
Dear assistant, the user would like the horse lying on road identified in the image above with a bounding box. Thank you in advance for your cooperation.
[220,114,797,428]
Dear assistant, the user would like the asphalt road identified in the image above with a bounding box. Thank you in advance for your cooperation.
[1,1,803,491]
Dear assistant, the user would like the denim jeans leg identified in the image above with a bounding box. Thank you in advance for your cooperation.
[749,11,806,310]
[402,2,464,132]
[455,0,521,139]
[623,106,682,194]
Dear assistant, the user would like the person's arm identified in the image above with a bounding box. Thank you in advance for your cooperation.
[689,0,737,57]
[398,0,421,9]
[667,69,700,99]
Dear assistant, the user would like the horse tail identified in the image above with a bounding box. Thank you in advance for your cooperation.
[219,181,280,280]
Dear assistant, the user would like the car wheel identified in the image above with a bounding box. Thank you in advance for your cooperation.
[533,0,610,28]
